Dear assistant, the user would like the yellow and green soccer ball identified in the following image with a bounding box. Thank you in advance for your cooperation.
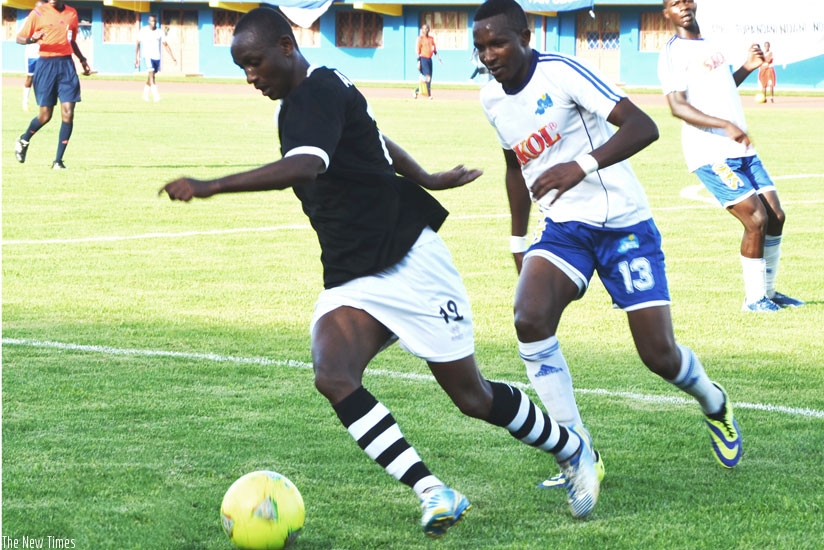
[220,471,305,550]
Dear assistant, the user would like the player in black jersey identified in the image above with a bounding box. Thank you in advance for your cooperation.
[160,6,599,537]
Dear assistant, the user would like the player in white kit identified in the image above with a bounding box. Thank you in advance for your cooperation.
[472,0,743,489]
[657,0,803,312]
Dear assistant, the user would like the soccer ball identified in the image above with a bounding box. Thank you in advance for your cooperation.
[754,92,767,104]
[220,471,305,550]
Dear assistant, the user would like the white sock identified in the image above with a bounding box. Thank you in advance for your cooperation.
[670,344,724,415]
[23,87,31,102]
[143,85,150,99]
[740,255,767,304]
[151,84,160,100]
[519,336,583,427]
[764,235,782,298]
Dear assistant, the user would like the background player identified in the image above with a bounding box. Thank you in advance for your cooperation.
[160,7,600,538]
[658,0,803,312]
[14,0,91,170]
[135,14,176,102]
[414,24,442,99]
[472,0,743,489]
[758,41,776,103]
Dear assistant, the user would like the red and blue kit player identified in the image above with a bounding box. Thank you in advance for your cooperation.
[15,0,91,170]
[161,7,601,538]
[658,0,803,312]
[473,0,743,490]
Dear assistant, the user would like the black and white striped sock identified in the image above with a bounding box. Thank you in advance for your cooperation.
[334,386,441,497]
[486,381,580,461]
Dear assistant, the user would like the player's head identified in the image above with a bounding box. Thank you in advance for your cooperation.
[231,7,304,101]
[764,41,771,50]
[472,0,532,89]
[148,14,158,28]
[420,24,430,35]
[662,0,700,35]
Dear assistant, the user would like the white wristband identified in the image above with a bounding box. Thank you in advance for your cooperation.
[509,235,529,254]
[574,153,599,176]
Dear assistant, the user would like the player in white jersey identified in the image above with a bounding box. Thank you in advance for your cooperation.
[658,0,803,312]
[135,14,176,102]
[473,0,743,489]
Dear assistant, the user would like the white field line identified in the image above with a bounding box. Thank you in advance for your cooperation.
[4,175,823,247]
[4,338,823,420]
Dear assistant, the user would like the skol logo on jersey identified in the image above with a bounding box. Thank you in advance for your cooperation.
[535,93,554,115]
[702,52,726,72]
[617,234,640,254]
[513,122,561,167]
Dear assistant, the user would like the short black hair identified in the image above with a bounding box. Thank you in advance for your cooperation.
[473,0,529,29]
[234,6,298,48]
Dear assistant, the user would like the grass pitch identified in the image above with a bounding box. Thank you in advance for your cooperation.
[3,80,824,549]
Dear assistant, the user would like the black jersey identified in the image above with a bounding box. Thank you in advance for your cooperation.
[279,67,448,288]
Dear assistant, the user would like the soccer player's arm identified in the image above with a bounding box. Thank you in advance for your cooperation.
[70,15,91,74]
[596,98,659,167]
[16,13,40,45]
[504,148,530,274]
[162,34,177,63]
[383,136,481,191]
[159,155,325,201]
[135,33,141,68]
[664,92,751,147]
[732,43,764,87]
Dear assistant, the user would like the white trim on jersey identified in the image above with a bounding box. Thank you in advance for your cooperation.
[536,52,623,105]
[481,50,652,228]
[284,145,329,172]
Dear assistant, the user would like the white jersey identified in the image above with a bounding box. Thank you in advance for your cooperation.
[137,25,166,61]
[658,35,755,172]
[480,50,652,228]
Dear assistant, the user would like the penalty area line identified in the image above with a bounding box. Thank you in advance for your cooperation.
[3,337,823,420]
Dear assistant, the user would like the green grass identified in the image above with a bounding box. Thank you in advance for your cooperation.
[3,81,824,549]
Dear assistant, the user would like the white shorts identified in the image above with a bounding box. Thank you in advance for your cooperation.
[310,227,475,363]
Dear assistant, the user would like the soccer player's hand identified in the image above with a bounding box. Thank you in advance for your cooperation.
[744,43,765,71]
[530,161,585,204]
[158,178,216,201]
[31,30,45,42]
[423,165,483,190]
[723,121,752,147]
[81,61,92,76]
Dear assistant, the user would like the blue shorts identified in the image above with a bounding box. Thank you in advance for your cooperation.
[27,57,38,76]
[419,57,433,78]
[526,218,671,311]
[694,155,776,208]
[147,58,161,73]
[32,56,81,107]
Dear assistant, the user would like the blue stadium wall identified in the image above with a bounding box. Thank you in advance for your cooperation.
[3,2,823,89]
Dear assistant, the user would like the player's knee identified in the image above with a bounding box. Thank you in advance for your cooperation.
[314,360,362,403]
[744,207,769,235]
[639,343,680,379]
[513,308,549,341]
[449,387,491,419]
[770,206,786,228]
[313,366,360,403]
